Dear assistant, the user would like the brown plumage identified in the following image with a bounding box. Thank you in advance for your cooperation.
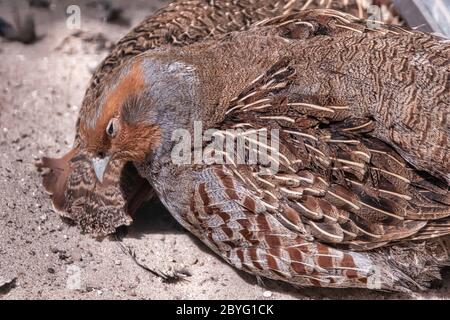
[40,0,304,234]
[39,0,400,236]
[40,3,450,291]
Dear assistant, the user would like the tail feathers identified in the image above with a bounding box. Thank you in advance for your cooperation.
[370,239,450,291]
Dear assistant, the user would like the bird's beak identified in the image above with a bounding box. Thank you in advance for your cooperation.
[91,155,111,183]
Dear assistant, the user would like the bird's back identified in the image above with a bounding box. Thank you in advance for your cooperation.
[172,10,449,183]
[134,10,450,291]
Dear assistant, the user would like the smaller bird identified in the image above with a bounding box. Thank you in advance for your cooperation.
[39,151,153,235]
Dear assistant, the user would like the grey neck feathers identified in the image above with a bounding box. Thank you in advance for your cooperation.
[140,56,201,166]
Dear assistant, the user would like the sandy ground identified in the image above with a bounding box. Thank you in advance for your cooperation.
[0,0,449,300]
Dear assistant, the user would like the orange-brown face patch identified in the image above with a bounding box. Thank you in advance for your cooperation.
[81,60,146,153]
[111,122,162,162]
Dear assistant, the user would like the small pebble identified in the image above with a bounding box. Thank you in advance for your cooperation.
[50,246,59,254]
[263,290,272,298]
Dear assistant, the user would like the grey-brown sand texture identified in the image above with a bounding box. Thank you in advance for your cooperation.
[1,0,449,299]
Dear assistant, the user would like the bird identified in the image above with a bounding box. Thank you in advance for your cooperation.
[40,5,450,291]
[39,0,400,236]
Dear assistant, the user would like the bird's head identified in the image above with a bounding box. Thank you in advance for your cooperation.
[78,54,198,182]
[78,54,198,183]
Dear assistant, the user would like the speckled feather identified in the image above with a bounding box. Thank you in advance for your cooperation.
[130,10,449,291]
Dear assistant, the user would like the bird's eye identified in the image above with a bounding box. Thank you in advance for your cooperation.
[106,118,119,138]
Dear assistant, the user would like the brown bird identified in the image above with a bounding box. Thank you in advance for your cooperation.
[91,10,450,290]
[41,5,450,290]
[40,0,399,236]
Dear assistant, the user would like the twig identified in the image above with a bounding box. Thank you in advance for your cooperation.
[114,234,190,284]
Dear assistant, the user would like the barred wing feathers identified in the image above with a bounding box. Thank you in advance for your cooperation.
[186,10,449,290]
